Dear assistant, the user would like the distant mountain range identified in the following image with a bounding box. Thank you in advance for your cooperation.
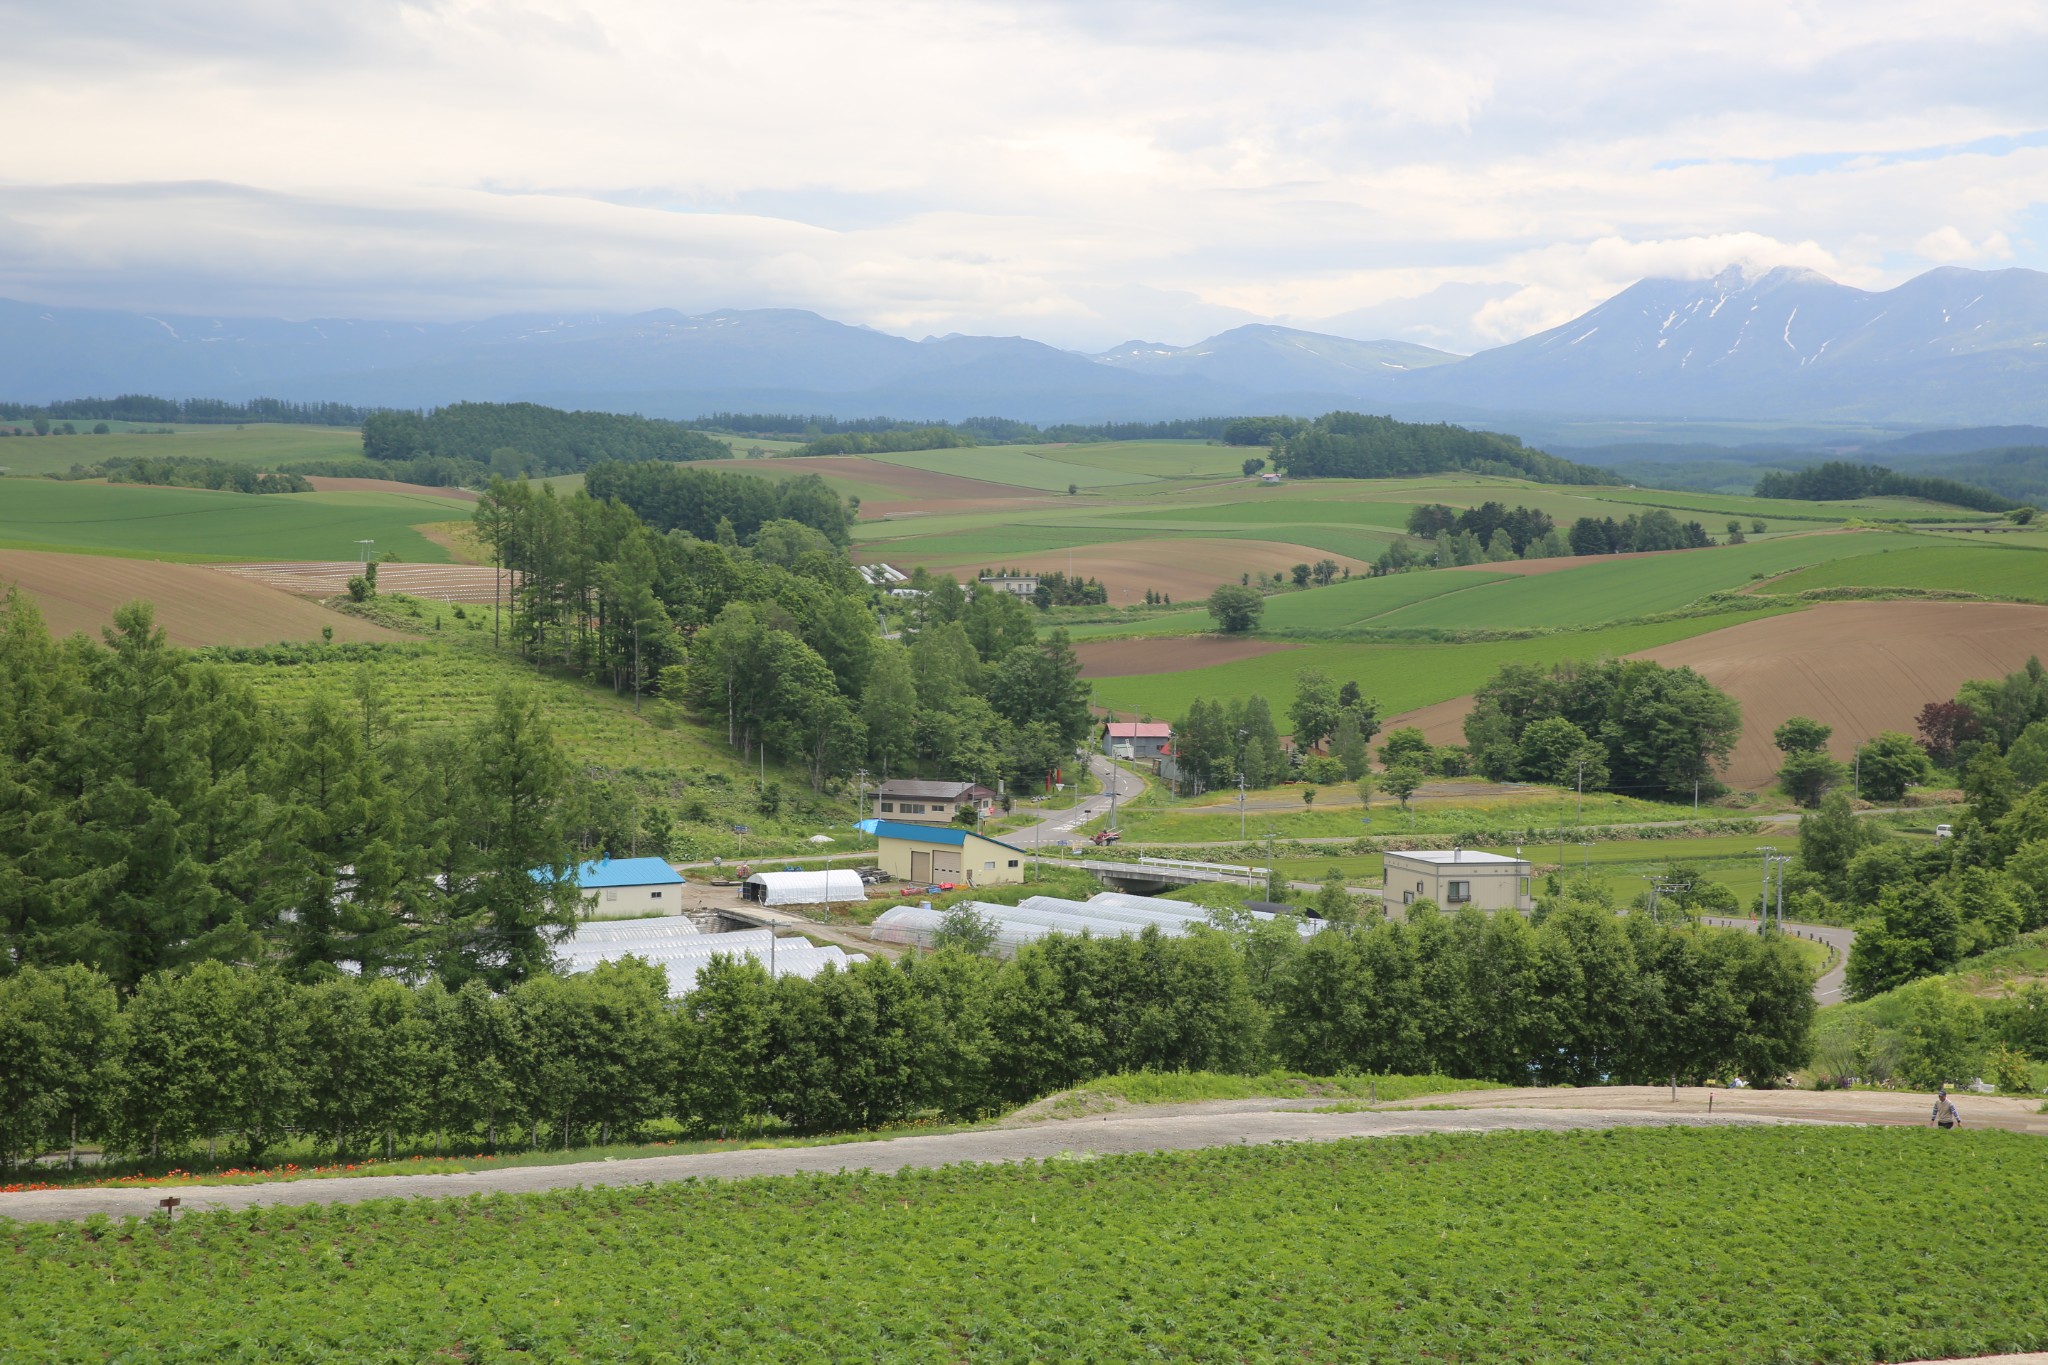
[4,265,2047,427]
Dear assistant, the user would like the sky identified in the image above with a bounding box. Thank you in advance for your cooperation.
[2,0,2044,352]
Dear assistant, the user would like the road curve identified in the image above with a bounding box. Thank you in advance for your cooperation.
[1701,916,1856,1002]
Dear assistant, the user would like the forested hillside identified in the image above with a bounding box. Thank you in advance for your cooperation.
[1275,412,1608,484]
[1754,461,2014,512]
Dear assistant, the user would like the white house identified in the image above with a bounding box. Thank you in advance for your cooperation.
[872,779,997,824]
[541,856,687,920]
[1382,850,1535,912]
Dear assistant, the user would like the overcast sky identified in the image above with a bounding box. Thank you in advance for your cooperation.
[3,0,2044,351]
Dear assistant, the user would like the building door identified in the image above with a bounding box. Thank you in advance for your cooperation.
[933,850,961,879]
[910,850,931,882]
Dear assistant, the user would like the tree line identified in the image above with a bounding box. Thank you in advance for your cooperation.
[50,454,313,494]
[793,427,974,456]
[0,396,373,426]
[363,402,728,475]
[1273,413,1610,485]
[698,413,1238,444]
[0,594,590,991]
[0,893,1815,1171]
[1754,461,2014,513]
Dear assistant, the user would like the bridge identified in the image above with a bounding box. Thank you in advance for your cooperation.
[1049,855,1271,894]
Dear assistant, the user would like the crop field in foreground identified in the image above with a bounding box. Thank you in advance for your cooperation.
[1763,541,2048,600]
[9,1127,2044,1363]
[0,479,456,562]
[1086,610,1786,720]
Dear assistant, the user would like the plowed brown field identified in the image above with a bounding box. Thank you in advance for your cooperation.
[214,562,513,603]
[1383,601,2048,789]
[0,550,409,646]
[914,537,1374,603]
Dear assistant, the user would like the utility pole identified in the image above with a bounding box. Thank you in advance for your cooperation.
[1693,780,1699,817]
[854,769,869,822]
[1771,854,1791,931]
[1238,771,1247,841]
[1854,743,1862,801]
[1575,758,1585,824]
[355,539,375,566]
[1754,846,1775,925]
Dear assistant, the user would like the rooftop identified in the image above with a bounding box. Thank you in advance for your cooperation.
[1386,850,1531,867]
[1106,722,1172,738]
[534,855,684,889]
[873,779,990,799]
[856,818,1025,854]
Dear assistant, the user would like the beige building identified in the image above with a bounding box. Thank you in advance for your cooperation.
[872,779,996,824]
[1382,850,1535,912]
[858,819,1026,887]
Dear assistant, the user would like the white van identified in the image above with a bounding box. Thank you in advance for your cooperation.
[1935,824,1954,840]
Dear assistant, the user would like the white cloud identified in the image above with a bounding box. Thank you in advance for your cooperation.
[0,0,2042,349]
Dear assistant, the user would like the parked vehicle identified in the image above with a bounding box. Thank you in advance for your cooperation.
[1091,829,1123,846]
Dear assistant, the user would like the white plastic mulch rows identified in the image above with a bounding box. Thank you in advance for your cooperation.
[559,917,865,997]
[869,891,1319,954]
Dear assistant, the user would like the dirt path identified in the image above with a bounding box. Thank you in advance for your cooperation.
[13,1086,2029,1224]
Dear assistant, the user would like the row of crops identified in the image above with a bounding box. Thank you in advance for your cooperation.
[9,1127,2045,1361]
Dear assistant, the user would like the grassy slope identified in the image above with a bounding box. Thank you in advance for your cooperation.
[12,1128,2046,1362]
[0,423,360,476]
[1088,611,1786,720]
[867,447,1156,489]
[0,480,458,562]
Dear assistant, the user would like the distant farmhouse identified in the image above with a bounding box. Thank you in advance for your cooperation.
[1383,850,1535,912]
[1103,721,1172,760]
[872,778,997,824]
[978,572,1039,598]
[858,818,1026,887]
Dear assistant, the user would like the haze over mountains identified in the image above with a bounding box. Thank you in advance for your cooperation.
[4,265,2046,430]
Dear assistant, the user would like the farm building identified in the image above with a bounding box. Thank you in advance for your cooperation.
[534,855,685,920]
[978,573,1039,597]
[557,916,864,995]
[857,563,908,587]
[1103,721,1172,759]
[740,869,866,906]
[857,818,1026,887]
[870,890,1316,955]
[1383,850,1535,912]
[871,778,996,823]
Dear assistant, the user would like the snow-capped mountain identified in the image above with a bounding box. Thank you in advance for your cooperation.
[1417,265,2048,421]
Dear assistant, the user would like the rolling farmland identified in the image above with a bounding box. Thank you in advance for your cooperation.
[0,422,361,477]
[1764,540,2048,599]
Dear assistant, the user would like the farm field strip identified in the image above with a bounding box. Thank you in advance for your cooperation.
[1086,610,1789,720]
[9,1127,2045,1363]
[1362,532,1907,630]
[0,480,457,563]
[1764,541,2048,598]
[213,562,514,603]
[866,448,1157,489]
[0,422,361,476]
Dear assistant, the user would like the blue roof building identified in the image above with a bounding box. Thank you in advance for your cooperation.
[857,819,1027,887]
[534,855,687,919]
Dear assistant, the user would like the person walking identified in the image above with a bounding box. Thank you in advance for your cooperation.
[1930,1088,1963,1130]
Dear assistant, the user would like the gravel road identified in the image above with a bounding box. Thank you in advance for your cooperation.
[0,1094,1837,1224]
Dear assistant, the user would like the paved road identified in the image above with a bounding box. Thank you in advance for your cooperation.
[1701,916,1856,1002]
[1008,753,1146,852]
[0,1099,1822,1224]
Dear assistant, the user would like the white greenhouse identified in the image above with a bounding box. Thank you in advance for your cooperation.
[741,869,866,907]
[555,915,864,996]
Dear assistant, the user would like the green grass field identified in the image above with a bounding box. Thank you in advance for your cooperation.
[0,480,457,562]
[1362,532,1902,631]
[13,1128,2045,1362]
[1764,541,2048,600]
[1087,610,1787,720]
[869,447,1156,489]
[0,423,361,477]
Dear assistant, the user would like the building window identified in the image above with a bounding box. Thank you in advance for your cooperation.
[1447,880,1471,903]
[1519,877,1530,897]
[650,891,662,900]
[1007,859,1019,868]
[880,802,894,813]
[984,861,996,870]
[902,803,926,814]
[604,890,618,902]
[1403,891,1413,905]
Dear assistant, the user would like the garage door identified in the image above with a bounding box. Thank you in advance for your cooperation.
[933,850,961,879]
[910,850,930,882]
